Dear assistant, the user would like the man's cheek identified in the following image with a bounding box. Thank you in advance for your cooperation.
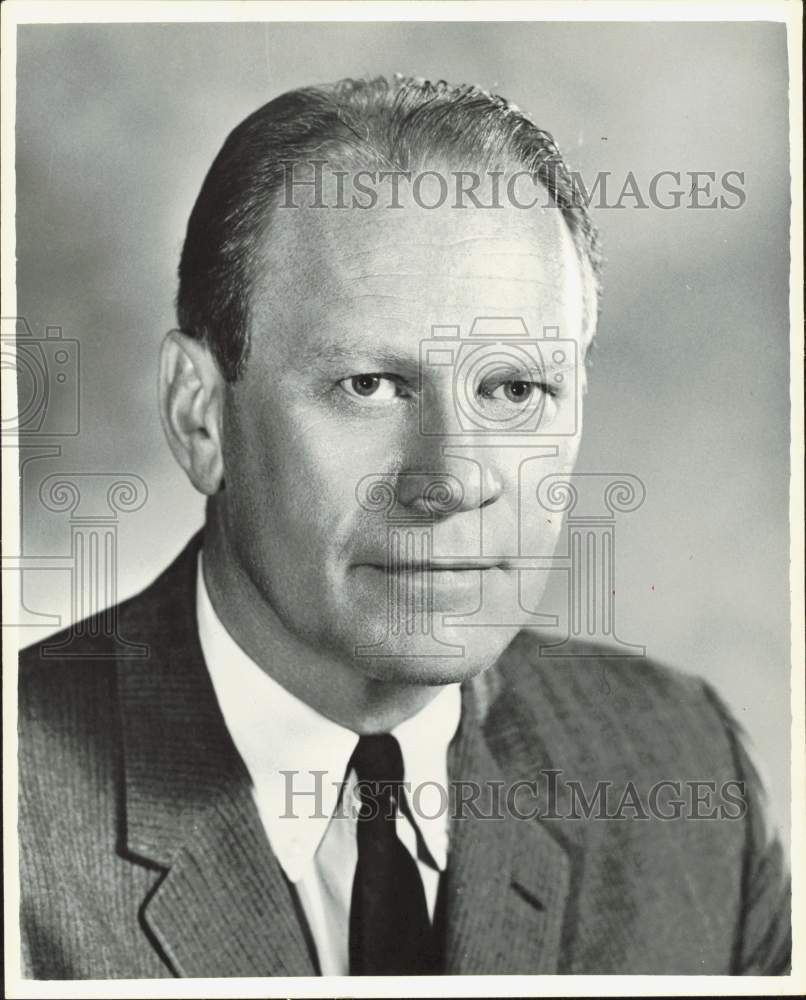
[292,423,396,490]
[274,444,370,539]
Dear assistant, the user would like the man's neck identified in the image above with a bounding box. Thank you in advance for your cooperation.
[200,512,443,734]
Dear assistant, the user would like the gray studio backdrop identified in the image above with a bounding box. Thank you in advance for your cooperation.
[14,21,791,845]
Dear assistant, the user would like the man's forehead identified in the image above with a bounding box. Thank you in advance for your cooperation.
[270,169,566,257]
[249,169,586,352]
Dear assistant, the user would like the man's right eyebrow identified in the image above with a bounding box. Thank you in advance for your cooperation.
[298,342,363,363]
[295,340,421,372]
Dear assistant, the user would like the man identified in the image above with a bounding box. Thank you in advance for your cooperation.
[18,76,790,978]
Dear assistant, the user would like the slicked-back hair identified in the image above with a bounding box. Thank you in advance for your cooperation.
[176,75,602,382]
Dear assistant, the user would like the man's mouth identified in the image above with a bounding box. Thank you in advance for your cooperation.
[362,558,507,571]
[352,556,513,603]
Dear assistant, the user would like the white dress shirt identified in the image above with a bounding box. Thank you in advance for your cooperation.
[195,554,462,975]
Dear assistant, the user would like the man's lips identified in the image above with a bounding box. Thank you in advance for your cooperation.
[353,560,510,601]
[358,558,509,571]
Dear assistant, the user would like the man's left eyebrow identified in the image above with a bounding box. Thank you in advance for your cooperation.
[482,356,579,375]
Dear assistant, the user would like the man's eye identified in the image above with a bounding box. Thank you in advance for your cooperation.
[339,374,400,401]
[487,380,546,404]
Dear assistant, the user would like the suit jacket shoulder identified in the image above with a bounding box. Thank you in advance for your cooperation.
[482,631,791,974]
[17,539,203,980]
[494,630,746,783]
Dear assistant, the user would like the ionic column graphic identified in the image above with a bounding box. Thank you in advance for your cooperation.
[2,444,64,628]
[537,473,646,656]
[353,474,465,658]
[443,448,561,629]
[38,473,149,658]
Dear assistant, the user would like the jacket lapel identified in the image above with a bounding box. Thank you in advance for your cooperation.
[116,533,317,976]
[142,782,317,977]
[441,675,572,974]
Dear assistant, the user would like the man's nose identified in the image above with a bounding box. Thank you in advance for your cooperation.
[395,441,505,516]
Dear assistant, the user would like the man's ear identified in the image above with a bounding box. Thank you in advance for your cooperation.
[158,330,225,495]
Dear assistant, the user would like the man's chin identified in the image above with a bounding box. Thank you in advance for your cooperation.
[342,621,521,686]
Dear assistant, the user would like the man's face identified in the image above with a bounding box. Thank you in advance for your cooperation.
[218,171,589,685]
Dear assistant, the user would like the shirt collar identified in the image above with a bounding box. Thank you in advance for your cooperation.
[392,683,461,870]
[195,552,461,881]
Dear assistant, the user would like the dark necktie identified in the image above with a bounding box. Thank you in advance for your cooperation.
[348,733,441,975]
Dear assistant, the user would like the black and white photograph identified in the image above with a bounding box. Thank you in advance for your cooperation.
[2,2,803,996]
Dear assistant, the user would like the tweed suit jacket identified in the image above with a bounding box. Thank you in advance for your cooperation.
[18,533,790,978]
